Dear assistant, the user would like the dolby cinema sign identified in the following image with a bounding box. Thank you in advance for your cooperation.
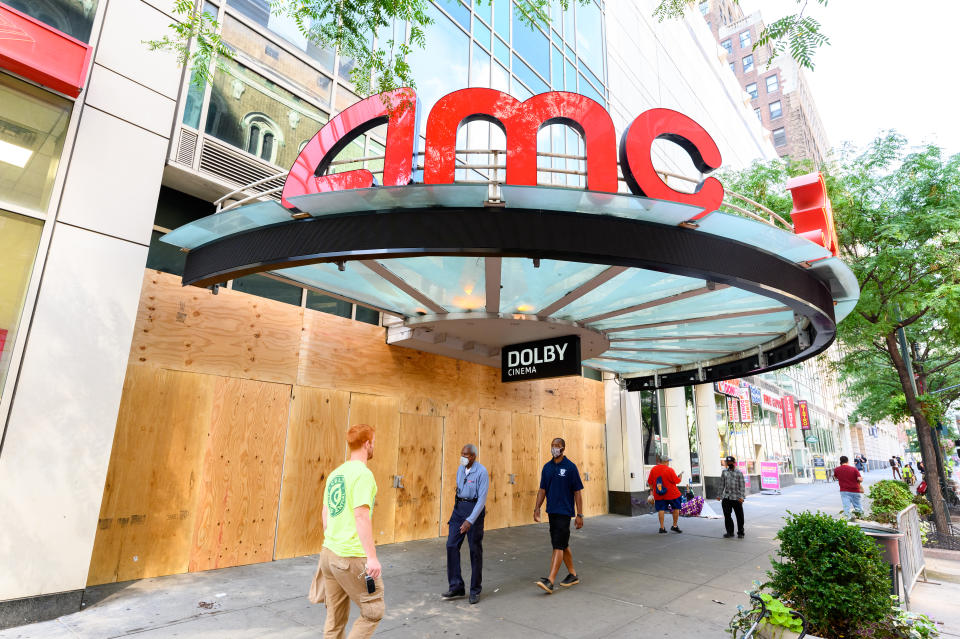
[501,336,582,383]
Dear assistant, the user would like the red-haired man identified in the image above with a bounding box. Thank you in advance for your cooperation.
[319,424,383,638]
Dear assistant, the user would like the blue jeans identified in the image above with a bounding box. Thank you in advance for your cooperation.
[446,501,484,595]
[840,491,863,518]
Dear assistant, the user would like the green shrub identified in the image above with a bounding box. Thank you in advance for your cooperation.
[868,480,915,524]
[912,494,933,517]
[768,511,891,637]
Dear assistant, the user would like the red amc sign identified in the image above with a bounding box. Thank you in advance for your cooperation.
[282,87,724,217]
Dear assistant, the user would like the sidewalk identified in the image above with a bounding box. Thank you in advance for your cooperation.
[1,469,949,639]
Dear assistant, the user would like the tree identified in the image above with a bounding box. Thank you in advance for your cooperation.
[153,0,830,94]
[721,134,960,533]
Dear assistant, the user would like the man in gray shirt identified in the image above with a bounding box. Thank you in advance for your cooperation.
[441,444,489,604]
[717,455,746,538]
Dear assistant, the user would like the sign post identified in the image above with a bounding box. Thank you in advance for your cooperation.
[759,461,781,491]
[501,335,581,382]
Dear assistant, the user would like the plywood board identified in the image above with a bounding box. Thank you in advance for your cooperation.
[274,387,350,560]
[510,413,540,527]
[132,271,301,384]
[581,421,608,516]
[394,414,443,542]
[87,366,215,585]
[478,408,511,530]
[189,377,290,572]
[533,376,581,419]
[438,406,481,535]
[298,310,406,395]
[400,354,481,418]
[348,393,400,545]
[479,366,532,414]
[581,378,605,423]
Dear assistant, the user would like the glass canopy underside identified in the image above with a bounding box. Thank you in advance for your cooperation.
[162,185,859,378]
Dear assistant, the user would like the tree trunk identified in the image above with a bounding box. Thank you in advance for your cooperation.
[884,332,950,533]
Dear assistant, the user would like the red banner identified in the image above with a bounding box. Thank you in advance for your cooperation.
[738,388,752,423]
[727,396,740,423]
[715,379,741,396]
[782,395,796,428]
[0,328,6,358]
[798,400,811,430]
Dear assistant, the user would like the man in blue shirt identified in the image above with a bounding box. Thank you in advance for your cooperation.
[441,443,488,605]
[533,437,584,594]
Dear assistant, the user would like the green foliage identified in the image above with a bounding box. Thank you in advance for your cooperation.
[725,590,804,637]
[867,479,915,524]
[888,606,940,639]
[912,494,933,517]
[768,511,892,636]
[156,0,589,94]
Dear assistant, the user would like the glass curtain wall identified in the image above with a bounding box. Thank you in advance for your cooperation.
[639,389,665,465]
[4,0,101,42]
[684,386,701,483]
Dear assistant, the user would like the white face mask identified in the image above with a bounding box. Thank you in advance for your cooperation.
[551,447,563,458]
[460,456,470,466]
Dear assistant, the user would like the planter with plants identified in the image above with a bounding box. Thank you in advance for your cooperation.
[726,511,939,638]
[866,480,932,525]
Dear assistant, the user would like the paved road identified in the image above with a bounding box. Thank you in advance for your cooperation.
[0,469,931,638]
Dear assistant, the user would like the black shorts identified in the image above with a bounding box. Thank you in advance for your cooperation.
[548,513,572,550]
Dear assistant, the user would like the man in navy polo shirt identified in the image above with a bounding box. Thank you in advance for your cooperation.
[533,437,584,594]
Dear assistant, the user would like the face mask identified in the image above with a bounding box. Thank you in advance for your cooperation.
[551,447,562,458]
[727,463,736,469]
[460,456,469,466]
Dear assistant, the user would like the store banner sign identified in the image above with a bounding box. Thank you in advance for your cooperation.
[501,334,581,382]
[797,400,812,430]
[727,396,740,422]
[762,392,782,413]
[715,379,741,396]
[749,385,762,405]
[738,460,749,475]
[777,412,785,429]
[738,388,752,423]
[782,395,796,428]
[759,461,780,490]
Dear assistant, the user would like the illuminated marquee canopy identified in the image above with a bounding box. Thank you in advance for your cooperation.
[163,87,858,388]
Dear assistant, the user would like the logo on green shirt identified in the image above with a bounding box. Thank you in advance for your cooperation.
[328,474,346,516]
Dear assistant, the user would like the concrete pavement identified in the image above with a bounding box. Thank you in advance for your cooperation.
[2,469,954,638]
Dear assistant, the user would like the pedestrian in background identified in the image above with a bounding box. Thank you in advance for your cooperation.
[319,424,384,639]
[533,437,584,594]
[902,463,915,485]
[442,444,488,605]
[717,455,746,538]
[889,456,902,480]
[834,455,864,520]
[647,455,684,534]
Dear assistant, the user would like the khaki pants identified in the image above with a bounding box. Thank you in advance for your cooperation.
[319,547,385,639]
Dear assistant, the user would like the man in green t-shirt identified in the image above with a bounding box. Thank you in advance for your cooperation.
[319,423,383,638]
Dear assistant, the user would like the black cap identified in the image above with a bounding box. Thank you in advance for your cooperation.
[725,456,736,463]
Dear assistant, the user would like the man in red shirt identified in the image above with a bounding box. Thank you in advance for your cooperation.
[834,455,864,520]
[647,455,684,533]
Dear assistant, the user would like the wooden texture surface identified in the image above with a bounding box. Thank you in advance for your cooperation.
[394,414,443,542]
[439,407,480,536]
[133,272,301,384]
[87,367,214,585]
[348,393,400,545]
[479,409,512,530]
[510,413,540,527]
[188,377,290,572]
[89,270,608,583]
[274,387,350,560]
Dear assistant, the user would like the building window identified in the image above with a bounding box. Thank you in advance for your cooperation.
[769,100,783,119]
[721,39,732,54]
[4,0,101,43]
[754,107,761,121]
[640,390,666,466]
[773,127,787,147]
[739,30,751,49]
[729,62,735,73]
[232,274,303,306]
[0,74,73,213]
[746,82,758,99]
[766,74,779,93]
[242,113,283,163]
[699,2,709,15]
[742,54,754,73]
[0,210,43,399]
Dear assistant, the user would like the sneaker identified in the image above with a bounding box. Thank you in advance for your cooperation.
[658,528,668,534]
[671,526,683,533]
[559,573,580,587]
[723,533,734,538]
[535,577,555,594]
[441,589,465,599]
[469,593,479,604]
[737,532,745,538]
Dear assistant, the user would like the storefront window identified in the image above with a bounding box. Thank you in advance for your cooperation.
[204,59,328,169]
[716,393,731,460]
[684,386,701,483]
[0,74,73,213]
[306,291,352,318]
[0,210,43,398]
[5,0,100,43]
[639,389,665,465]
